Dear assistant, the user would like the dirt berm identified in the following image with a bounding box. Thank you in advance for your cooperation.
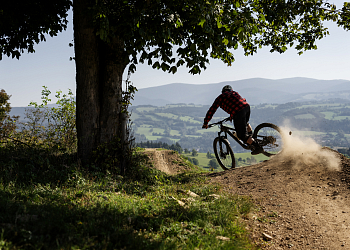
[144,147,350,249]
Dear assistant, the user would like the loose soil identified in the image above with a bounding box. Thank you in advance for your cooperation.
[143,148,192,175]
[144,148,350,249]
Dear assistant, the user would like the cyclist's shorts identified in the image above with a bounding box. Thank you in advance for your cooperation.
[232,105,250,142]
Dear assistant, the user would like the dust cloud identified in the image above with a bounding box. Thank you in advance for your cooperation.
[279,126,340,171]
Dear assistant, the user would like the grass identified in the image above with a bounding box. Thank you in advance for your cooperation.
[299,103,343,108]
[152,128,165,134]
[333,116,350,121]
[320,111,334,120]
[0,146,257,249]
[182,152,269,171]
[294,114,316,119]
[146,135,164,141]
[178,116,201,124]
[144,114,163,121]
[135,107,157,112]
[155,113,179,119]
[169,129,181,136]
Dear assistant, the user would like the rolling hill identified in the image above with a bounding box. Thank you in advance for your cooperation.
[132,77,350,106]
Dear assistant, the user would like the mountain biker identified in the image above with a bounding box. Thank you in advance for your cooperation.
[202,85,263,155]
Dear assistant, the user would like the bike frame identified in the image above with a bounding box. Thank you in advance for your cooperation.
[209,118,251,151]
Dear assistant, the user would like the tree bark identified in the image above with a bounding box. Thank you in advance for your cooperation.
[73,0,128,162]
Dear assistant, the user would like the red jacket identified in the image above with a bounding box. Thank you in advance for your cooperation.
[204,90,249,125]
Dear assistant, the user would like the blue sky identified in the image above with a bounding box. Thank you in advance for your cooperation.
[1,1,349,107]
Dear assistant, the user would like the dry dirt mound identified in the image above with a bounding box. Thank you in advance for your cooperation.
[141,142,350,249]
[143,148,192,175]
[209,149,350,249]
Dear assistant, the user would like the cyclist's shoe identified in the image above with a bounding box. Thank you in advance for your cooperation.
[251,142,264,155]
[251,147,264,155]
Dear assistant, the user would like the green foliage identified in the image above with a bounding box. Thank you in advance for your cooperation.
[20,86,77,153]
[136,141,183,154]
[0,138,256,249]
[337,2,350,30]
[90,0,348,75]
[185,156,200,166]
[0,89,10,121]
[191,148,198,156]
[246,156,257,165]
[208,159,220,170]
[91,135,135,176]
[122,73,138,114]
[0,0,71,60]
[338,148,350,158]
[191,158,199,165]
[206,151,214,159]
[0,89,18,141]
[4,0,348,73]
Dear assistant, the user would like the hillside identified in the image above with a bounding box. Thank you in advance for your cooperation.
[209,148,350,249]
[131,101,350,153]
[133,78,350,106]
[146,136,350,249]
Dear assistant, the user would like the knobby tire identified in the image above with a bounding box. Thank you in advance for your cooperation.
[213,137,235,170]
[253,123,283,157]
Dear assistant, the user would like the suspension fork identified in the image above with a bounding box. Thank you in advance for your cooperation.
[217,131,228,154]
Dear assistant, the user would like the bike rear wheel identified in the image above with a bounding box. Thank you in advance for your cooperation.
[253,123,283,157]
[213,137,235,170]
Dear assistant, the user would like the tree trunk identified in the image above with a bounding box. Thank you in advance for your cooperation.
[73,0,128,162]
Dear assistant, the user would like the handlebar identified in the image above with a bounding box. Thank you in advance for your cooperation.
[208,117,231,128]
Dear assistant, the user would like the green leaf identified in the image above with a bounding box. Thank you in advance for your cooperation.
[198,19,206,27]
[222,38,229,45]
[169,66,177,74]
[189,65,200,75]
[161,63,170,71]
[259,14,266,22]
[252,25,258,34]
[128,64,137,73]
[176,59,185,67]
[217,19,223,29]
[152,61,160,69]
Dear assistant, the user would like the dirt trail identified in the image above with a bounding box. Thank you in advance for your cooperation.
[209,151,350,249]
[143,148,192,175]
[145,147,350,249]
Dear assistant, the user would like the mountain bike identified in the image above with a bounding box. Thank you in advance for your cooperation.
[208,117,283,170]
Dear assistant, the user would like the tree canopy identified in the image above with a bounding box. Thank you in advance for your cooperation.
[1,1,349,70]
[0,1,71,60]
[91,0,349,74]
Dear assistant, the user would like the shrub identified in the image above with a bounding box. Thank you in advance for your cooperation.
[18,86,77,153]
[0,89,18,142]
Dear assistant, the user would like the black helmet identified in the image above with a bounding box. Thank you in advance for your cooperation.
[222,85,232,93]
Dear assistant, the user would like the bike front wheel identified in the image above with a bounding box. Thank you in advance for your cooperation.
[253,123,283,157]
[213,137,235,170]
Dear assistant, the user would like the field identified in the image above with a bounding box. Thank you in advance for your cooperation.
[182,152,270,171]
[131,100,350,153]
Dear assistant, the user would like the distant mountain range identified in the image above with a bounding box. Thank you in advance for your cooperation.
[132,77,350,106]
[10,78,350,119]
